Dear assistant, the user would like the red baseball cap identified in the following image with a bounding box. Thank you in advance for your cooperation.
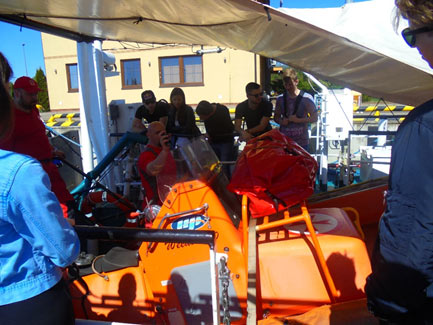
[14,76,41,94]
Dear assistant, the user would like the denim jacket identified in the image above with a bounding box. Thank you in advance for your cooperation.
[0,150,80,305]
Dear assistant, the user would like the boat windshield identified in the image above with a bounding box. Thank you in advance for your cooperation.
[157,136,220,201]
[157,136,241,228]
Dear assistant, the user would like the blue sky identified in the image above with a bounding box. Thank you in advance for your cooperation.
[269,0,368,8]
[0,0,369,82]
[0,23,45,82]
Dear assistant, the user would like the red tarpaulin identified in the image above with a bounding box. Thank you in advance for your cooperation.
[228,130,318,218]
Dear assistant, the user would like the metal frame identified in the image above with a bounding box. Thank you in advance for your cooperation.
[241,197,338,305]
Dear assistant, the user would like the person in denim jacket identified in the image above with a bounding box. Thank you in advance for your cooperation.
[0,53,80,324]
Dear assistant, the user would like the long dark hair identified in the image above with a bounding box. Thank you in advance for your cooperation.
[170,87,189,124]
[0,52,12,83]
[0,52,13,140]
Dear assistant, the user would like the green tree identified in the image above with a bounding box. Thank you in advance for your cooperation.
[270,72,285,95]
[361,93,380,103]
[33,68,50,112]
[8,82,13,97]
[270,67,343,96]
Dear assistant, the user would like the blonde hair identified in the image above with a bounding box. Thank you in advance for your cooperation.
[395,0,433,27]
[282,68,298,81]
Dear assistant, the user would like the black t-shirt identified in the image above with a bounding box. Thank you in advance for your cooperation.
[134,101,169,124]
[204,104,234,143]
[235,99,273,136]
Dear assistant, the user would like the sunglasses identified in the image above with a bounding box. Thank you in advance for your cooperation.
[144,99,156,105]
[401,26,433,48]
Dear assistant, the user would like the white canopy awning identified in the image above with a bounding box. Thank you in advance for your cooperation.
[0,0,431,105]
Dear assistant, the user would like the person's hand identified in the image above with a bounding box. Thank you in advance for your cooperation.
[280,117,290,126]
[52,149,65,160]
[160,132,171,151]
[240,130,253,142]
[66,218,76,226]
[288,115,301,123]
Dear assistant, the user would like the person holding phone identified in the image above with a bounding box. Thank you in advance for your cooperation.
[137,121,174,207]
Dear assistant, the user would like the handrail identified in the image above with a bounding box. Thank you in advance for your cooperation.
[155,203,209,230]
[160,203,209,220]
[74,225,215,247]
[148,203,210,252]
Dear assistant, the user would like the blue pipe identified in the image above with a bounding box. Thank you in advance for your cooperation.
[71,132,148,201]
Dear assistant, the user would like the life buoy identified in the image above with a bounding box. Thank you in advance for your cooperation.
[80,191,134,214]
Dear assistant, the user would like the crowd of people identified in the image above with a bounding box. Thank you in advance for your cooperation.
[0,0,432,322]
[135,71,319,204]
[131,2,433,320]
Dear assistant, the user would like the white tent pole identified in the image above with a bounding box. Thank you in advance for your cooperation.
[92,40,110,159]
[76,41,112,188]
[77,42,94,173]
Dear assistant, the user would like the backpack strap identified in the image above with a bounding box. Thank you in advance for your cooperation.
[283,90,287,117]
[293,90,305,116]
[283,90,304,117]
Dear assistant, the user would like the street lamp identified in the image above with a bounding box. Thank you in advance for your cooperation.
[22,43,28,76]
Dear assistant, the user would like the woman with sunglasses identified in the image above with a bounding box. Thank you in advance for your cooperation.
[365,1,433,324]
[0,52,80,324]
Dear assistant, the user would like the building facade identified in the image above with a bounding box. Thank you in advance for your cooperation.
[41,33,263,112]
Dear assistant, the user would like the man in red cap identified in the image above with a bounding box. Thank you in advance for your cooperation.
[0,76,76,220]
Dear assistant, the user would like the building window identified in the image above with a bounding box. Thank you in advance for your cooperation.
[66,63,78,93]
[121,59,142,89]
[159,55,203,87]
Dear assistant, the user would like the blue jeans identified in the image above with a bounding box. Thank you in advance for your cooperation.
[211,141,237,178]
